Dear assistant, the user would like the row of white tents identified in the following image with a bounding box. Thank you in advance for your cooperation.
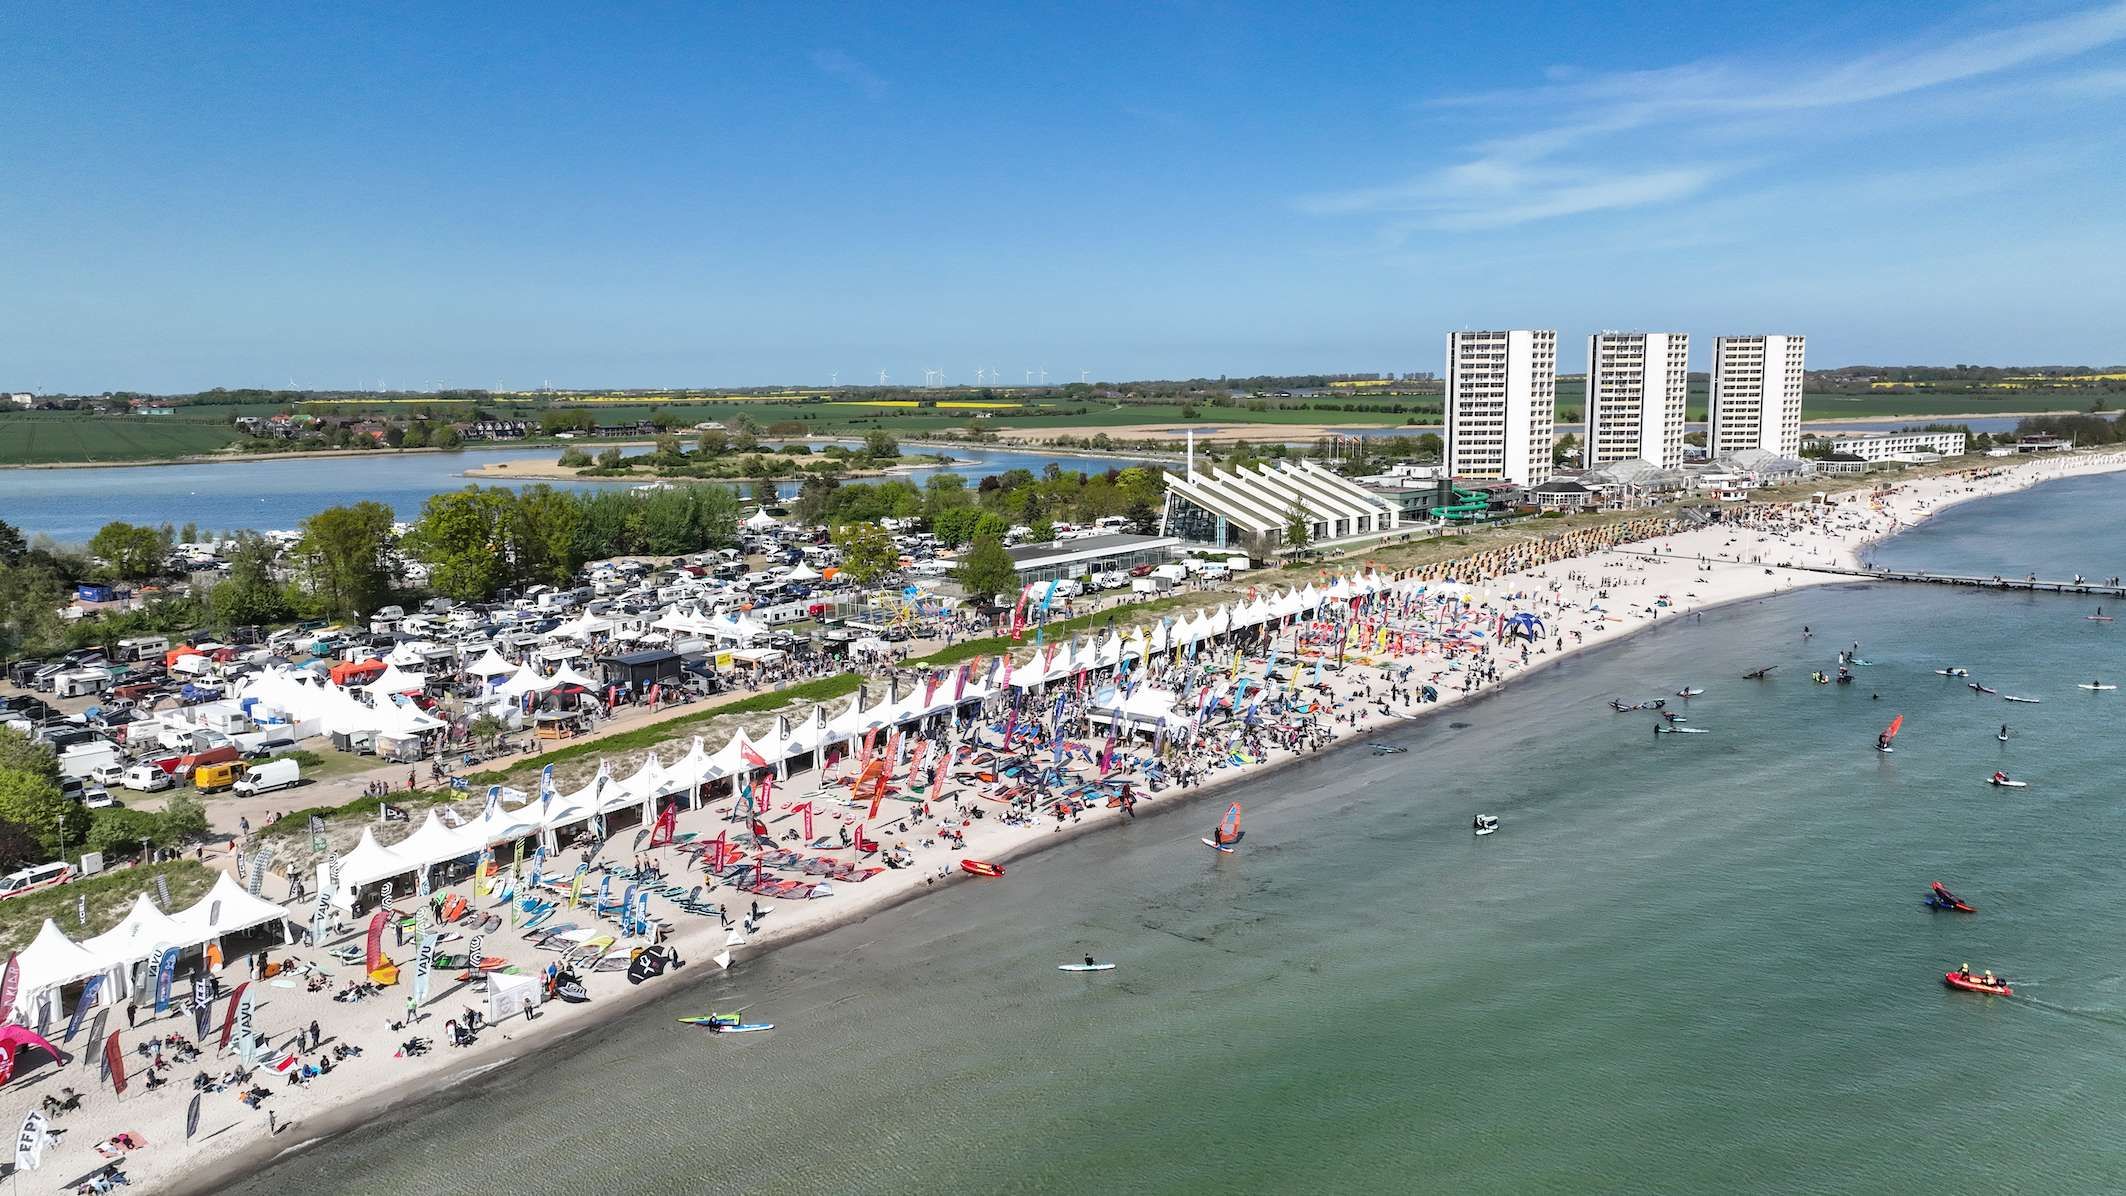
[311,568,1425,906]
[8,874,294,1024]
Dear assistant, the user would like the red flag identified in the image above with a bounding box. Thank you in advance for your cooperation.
[756,771,773,813]
[364,908,387,974]
[104,1030,127,1095]
[791,801,814,840]
[884,730,902,771]
[923,670,940,708]
[930,747,950,801]
[907,740,928,788]
[647,801,677,848]
[0,951,18,1019]
[219,981,249,1050]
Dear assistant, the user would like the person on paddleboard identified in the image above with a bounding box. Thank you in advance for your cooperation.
[1085,955,1096,967]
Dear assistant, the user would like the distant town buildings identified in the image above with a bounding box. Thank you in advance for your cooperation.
[1584,332,1689,470]
[1444,329,1557,487]
[1708,334,1806,458]
[1827,430,1967,462]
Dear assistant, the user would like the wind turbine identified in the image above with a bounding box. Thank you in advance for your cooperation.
[1038,366,1048,385]
[879,369,889,386]
[830,371,838,388]
[1079,369,1089,384]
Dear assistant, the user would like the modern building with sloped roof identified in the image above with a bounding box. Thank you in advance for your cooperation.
[1160,459,1399,560]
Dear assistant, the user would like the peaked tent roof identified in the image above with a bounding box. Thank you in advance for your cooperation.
[164,872,293,948]
[82,892,188,972]
[8,919,112,1020]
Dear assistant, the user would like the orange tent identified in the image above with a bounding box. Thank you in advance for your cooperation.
[163,644,198,667]
[329,658,386,686]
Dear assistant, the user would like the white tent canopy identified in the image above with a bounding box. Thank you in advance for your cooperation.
[82,893,188,981]
[163,872,295,950]
[1088,685,1189,732]
[465,648,516,679]
[8,919,112,1022]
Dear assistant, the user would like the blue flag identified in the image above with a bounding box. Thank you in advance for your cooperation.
[153,946,180,1014]
[64,974,104,1042]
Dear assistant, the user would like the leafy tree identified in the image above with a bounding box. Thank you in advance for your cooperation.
[407,487,521,602]
[0,820,42,872]
[432,424,463,449]
[0,766,86,858]
[596,447,623,468]
[211,532,290,628]
[1284,503,1313,553]
[87,807,165,857]
[1552,432,1581,466]
[470,713,507,751]
[401,422,431,448]
[953,535,1019,604]
[0,728,59,783]
[88,521,167,581]
[159,791,208,841]
[831,522,899,585]
[0,518,26,566]
[862,429,900,458]
[514,485,585,585]
[1028,518,1056,543]
[0,559,66,659]
[557,446,591,468]
[292,501,396,619]
[931,506,979,547]
[696,428,729,455]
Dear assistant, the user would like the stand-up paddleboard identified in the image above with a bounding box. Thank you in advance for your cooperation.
[710,1023,774,1034]
[2079,683,2117,691]
[1676,687,1705,697]
[1935,668,1969,677]
[1058,963,1116,972]
[1987,778,2029,788]
[2003,695,2041,704]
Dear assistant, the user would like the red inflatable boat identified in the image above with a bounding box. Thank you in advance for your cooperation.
[1943,970,2011,996]
[959,859,1005,878]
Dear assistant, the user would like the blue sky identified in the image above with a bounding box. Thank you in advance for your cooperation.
[3,1,2123,392]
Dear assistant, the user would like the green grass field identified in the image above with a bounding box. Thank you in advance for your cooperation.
[0,413,240,463]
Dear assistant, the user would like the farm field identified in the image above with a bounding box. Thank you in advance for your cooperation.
[0,412,239,463]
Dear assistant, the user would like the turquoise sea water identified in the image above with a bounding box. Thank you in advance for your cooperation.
[223,476,2126,1195]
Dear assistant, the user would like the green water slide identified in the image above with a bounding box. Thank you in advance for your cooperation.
[1429,487,1490,522]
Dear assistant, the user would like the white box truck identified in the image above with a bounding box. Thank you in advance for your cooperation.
[233,757,301,797]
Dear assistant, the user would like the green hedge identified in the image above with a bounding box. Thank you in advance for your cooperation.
[257,673,865,839]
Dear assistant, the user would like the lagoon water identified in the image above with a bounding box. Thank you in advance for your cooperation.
[0,444,1149,543]
[223,475,2126,1194]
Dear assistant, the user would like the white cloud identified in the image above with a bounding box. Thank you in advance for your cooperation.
[1306,2,2126,233]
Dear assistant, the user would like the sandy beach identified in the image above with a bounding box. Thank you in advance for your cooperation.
[19,449,2126,1196]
